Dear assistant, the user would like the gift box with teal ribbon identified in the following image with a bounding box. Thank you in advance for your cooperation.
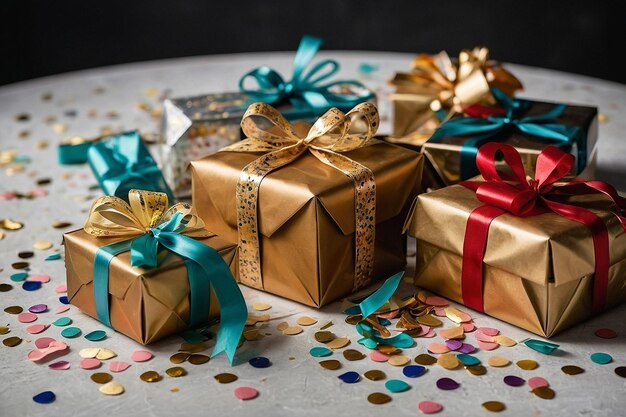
[64,190,246,363]
[422,89,598,187]
[160,35,375,197]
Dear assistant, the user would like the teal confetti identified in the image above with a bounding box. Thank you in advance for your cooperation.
[358,63,379,75]
[343,305,361,315]
[52,317,72,327]
[385,379,410,393]
[457,354,481,366]
[358,337,378,349]
[10,273,28,282]
[523,339,559,354]
[45,253,62,261]
[84,330,107,341]
[590,352,613,365]
[309,347,333,357]
[60,327,81,338]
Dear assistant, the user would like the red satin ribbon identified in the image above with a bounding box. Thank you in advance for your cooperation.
[461,143,626,314]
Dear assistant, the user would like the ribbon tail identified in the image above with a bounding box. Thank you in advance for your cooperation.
[185,260,211,327]
[93,239,134,327]
[358,271,404,318]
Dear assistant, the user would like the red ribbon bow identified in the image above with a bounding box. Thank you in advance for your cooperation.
[461,142,626,315]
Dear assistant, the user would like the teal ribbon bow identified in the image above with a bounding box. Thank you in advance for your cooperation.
[87,131,174,202]
[92,209,246,364]
[429,88,585,180]
[239,35,374,118]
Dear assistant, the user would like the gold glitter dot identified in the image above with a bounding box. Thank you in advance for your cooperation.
[140,371,161,382]
[166,366,187,377]
[214,373,238,383]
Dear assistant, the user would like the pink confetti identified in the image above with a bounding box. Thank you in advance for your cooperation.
[17,312,38,323]
[55,305,70,314]
[414,325,431,337]
[427,343,450,354]
[54,284,67,293]
[79,358,102,369]
[528,376,549,389]
[377,310,400,320]
[433,307,447,317]
[131,350,154,362]
[475,331,495,343]
[424,296,449,307]
[28,341,69,362]
[462,322,476,332]
[478,327,500,336]
[27,274,50,283]
[35,337,56,349]
[31,188,48,197]
[26,324,49,334]
[48,361,70,370]
[234,386,259,400]
[423,329,437,338]
[477,340,499,351]
[418,400,443,414]
[109,361,131,372]
[370,350,390,362]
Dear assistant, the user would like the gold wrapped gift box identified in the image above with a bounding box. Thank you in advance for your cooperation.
[411,185,626,337]
[191,141,423,307]
[65,230,237,344]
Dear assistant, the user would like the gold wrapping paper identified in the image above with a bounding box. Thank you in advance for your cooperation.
[191,141,423,307]
[411,184,626,337]
[65,230,237,344]
[388,47,523,144]
[423,101,599,187]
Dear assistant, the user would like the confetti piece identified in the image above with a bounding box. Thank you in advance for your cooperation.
[319,359,341,370]
[590,352,613,365]
[296,316,318,326]
[169,353,190,364]
[85,330,107,341]
[424,296,449,306]
[319,321,333,330]
[22,281,42,291]
[527,376,549,389]
[79,348,101,358]
[18,312,38,323]
[28,303,48,313]
[99,381,125,396]
[370,350,389,362]
[48,361,70,370]
[457,354,480,366]
[516,359,538,370]
[417,315,442,327]
[283,326,303,335]
[388,355,410,366]
[131,350,154,362]
[3,336,22,347]
[614,367,626,378]
[243,329,263,341]
[367,392,391,405]
[384,379,409,393]
[26,324,49,334]
[338,371,360,383]
[187,354,209,365]
[531,386,555,399]
[503,375,525,387]
[427,343,450,354]
[466,364,487,376]
[166,366,187,377]
[4,305,22,314]
[458,343,475,354]
[277,322,289,331]
[595,328,617,339]
[27,274,50,283]
[55,306,70,314]
[418,400,443,414]
[488,356,511,367]
[445,340,463,351]
[249,356,271,368]
[437,353,460,370]
[436,377,459,390]
[364,370,386,381]
[45,253,62,261]
[33,240,53,250]
[477,340,499,351]
[59,296,69,304]
[234,386,259,400]
[52,317,72,326]
[343,349,365,361]
[140,371,161,382]
[10,273,27,282]
[109,361,131,372]
[32,391,55,404]
[493,335,516,347]
[309,347,333,357]
[80,358,102,369]
[54,284,67,293]
[475,331,495,343]
[415,354,437,365]
[561,365,584,375]
[523,339,559,354]
[179,342,209,353]
[377,345,400,355]
[0,283,13,292]
[252,302,271,311]
[482,401,506,412]
[214,373,237,383]
[478,327,500,336]
[35,337,55,349]
[95,348,117,360]
[440,326,464,340]
[0,326,9,335]
[403,365,426,378]
[444,307,471,323]
[61,327,81,338]
[326,336,351,349]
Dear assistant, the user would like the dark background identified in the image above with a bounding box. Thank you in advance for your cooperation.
[1,1,622,86]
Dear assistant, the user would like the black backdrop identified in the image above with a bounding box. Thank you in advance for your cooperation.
[0,1,622,86]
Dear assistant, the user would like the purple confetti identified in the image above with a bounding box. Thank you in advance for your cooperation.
[458,343,476,354]
[436,377,460,390]
[28,304,48,314]
[48,361,70,370]
[503,375,525,387]
[445,340,463,351]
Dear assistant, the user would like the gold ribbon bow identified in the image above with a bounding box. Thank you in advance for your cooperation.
[84,189,210,238]
[220,102,380,291]
[389,47,523,139]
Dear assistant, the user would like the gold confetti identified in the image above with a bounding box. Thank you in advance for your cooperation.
[188,354,210,365]
[466,364,487,376]
[18,130,30,139]
[140,371,161,382]
[3,336,22,347]
[343,349,366,361]
[364,370,386,381]
[79,348,101,358]
[52,221,72,229]
[319,359,341,370]
[95,348,117,360]
[252,302,271,311]
[493,335,516,347]
[326,336,350,349]
[440,325,465,340]
[367,392,391,405]
[35,140,49,149]
[0,326,10,335]
[169,353,190,364]
[482,401,505,412]
[170,388,180,393]
[33,240,53,250]
[243,329,263,341]
[516,359,539,370]
[0,284,13,292]
[246,314,270,326]
[314,331,336,343]
[561,365,584,375]
[11,262,28,270]
[296,316,318,326]
[1,219,24,230]
[388,355,410,366]
[52,123,68,133]
[90,372,113,384]
[417,314,442,327]
[99,381,125,395]
[4,306,23,314]
[319,321,333,330]
[437,353,461,370]
[377,345,400,355]
[487,356,511,367]
[15,113,30,122]
[345,315,362,325]
[214,373,238,383]
[283,326,303,336]
[276,321,289,331]
[444,307,472,323]
[288,356,296,360]
[166,366,187,377]
[415,354,438,365]
[532,386,555,399]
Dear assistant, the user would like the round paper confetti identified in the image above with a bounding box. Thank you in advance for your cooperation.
[32,391,55,404]
[488,356,511,367]
[80,358,102,369]
[140,371,161,382]
[595,328,617,339]
[378,345,401,355]
[385,379,410,393]
[296,316,318,326]
[445,339,463,351]
[27,274,50,283]
[0,326,9,335]
[338,371,360,384]
[0,283,13,292]
[457,354,480,366]
[478,327,500,336]
[326,336,351,349]
[215,373,238,383]
[503,375,525,387]
[309,347,333,357]
[403,365,426,378]
[314,331,336,343]
[343,349,365,361]
[55,306,70,314]
[3,336,22,347]
[437,353,460,370]
[466,364,487,376]
[234,386,258,400]
[95,348,117,360]
[283,326,303,335]
[252,302,271,311]
[52,317,72,326]
[418,400,443,414]
[85,330,107,341]
[99,381,125,396]
[34,240,53,250]
[531,386,555,399]
[55,284,67,293]
[166,366,187,377]
[90,372,113,384]
[388,355,410,367]
[22,281,42,291]
[436,377,459,390]
[131,350,154,362]
[10,273,28,282]
[458,343,475,354]
[516,359,538,370]
[482,401,505,412]
[561,365,584,375]
[427,343,450,354]
[370,350,390,362]
[18,312,38,323]
[528,376,549,389]
[319,359,341,370]
[415,354,438,365]
[590,352,613,365]
[187,354,209,365]
[109,361,131,373]
[59,296,69,304]
[249,356,271,368]
[35,337,55,349]
[367,392,391,405]
[28,304,48,313]
[61,327,81,338]
[364,370,386,381]
[615,366,626,378]
[477,340,499,351]
[26,324,48,334]
[170,353,190,364]
[48,361,70,370]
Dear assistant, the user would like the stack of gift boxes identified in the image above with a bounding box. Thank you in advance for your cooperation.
[62,35,626,364]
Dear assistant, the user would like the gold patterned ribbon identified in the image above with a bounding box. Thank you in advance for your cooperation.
[220,102,380,291]
[389,47,523,138]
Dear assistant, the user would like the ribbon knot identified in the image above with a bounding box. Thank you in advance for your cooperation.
[461,142,626,315]
[220,101,380,291]
[84,189,246,363]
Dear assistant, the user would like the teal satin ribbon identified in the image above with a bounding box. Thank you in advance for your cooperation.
[239,35,374,117]
[351,271,414,349]
[87,131,174,202]
[92,213,246,363]
[429,88,585,180]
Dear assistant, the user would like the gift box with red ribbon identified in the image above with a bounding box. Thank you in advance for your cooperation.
[410,143,626,337]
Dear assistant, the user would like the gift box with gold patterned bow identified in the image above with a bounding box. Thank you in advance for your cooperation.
[191,102,422,307]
